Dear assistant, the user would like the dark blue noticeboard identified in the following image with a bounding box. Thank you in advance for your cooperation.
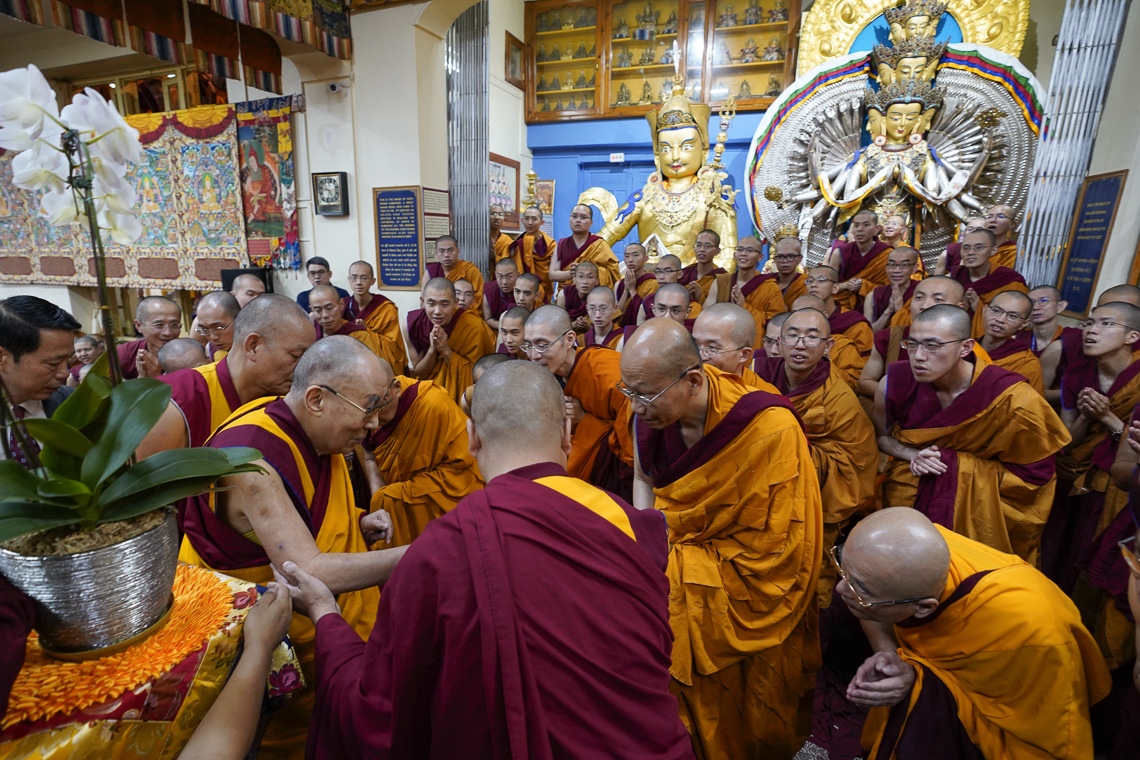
[374,187,423,289]
[1058,171,1128,317]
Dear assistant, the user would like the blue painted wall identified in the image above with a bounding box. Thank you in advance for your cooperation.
[528,110,766,261]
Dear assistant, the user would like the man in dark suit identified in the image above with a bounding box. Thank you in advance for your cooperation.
[0,295,81,465]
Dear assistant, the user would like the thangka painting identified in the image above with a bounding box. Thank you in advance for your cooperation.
[237,96,300,270]
[0,104,248,288]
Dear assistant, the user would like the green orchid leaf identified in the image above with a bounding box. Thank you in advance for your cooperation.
[97,447,262,505]
[97,468,258,524]
[50,366,111,430]
[39,448,83,480]
[0,461,45,502]
[0,503,80,545]
[35,478,92,502]
[23,419,93,460]
[80,379,171,490]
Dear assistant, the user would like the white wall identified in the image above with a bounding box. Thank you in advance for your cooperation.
[1085,0,1140,299]
[489,0,532,218]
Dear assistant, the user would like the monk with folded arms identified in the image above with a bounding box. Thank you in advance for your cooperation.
[875,304,1070,563]
[864,246,920,331]
[616,241,657,325]
[311,284,404,373]
[141,294,316,456]
[626,319,822,759]
[425,235,484,311]
[679,229,727,304]
[976,289,1044,394]
[525,305,633,498]
[274,360,693,760]
[834,508,1109,760]
[755,307,877,604]
[704,235,785,332]
[360,358,483,548]
[179,336,408,756]
[343,260,406,373]
[691,303,773,390]
[550,203,621,288]
[402,277,496,405]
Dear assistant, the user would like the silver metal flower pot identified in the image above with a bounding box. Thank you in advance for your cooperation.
[0,508,179,659]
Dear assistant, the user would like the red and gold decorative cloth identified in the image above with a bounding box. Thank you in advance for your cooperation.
[0,563,304,759]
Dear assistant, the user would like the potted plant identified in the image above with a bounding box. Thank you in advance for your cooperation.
[0,64,261,657]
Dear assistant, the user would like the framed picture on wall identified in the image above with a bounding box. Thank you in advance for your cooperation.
[505,32,524,91]
[313,172,349,216]
[489,153,520,228]
[534,178,555,217]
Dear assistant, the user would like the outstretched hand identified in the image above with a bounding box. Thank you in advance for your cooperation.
[271,561,340,623]
[847,650,916,707]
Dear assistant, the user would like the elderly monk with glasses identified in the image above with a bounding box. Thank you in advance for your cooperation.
[524,305,634,499]
[179,336,409,756]
[874,304,1069,565]
[625,318,821,759]
[812,507,1110,760]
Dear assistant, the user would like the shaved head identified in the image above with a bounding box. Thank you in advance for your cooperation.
[912,276,966,315]
[1098,284,1140,308]
[527,304,573,334]
[791,294,827,311]
[290,335,389,397]
[913,303,972,339]
[1029,285,1062,301]
[658,254,682,269]
[233,293,312,344]
[587,285,617,305]
[309,284,341,303]
[472,352,511,382]
[622,319,701,381]
[472,361,567,451]
[1093,301,1140,331]
[197,291,240,319]
[991,290,1032,319]
[843,507,950,601]
[785,307,831,336]
[136,295,179,321]
[157,337,208,373]
[502,305,531,323]
[424,277,456,298]
[767,312,791,332]
[698,303,756,347]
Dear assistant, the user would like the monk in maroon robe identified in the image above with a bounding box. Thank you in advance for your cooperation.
[273,361,693,760]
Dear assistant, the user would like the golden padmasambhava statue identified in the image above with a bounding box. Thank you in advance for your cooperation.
[579,76,738,269]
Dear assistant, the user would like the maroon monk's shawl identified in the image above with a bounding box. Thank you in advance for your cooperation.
[562,286,587,321]
[754,356,831,398]
[949,264,1026,298]
[556,234,601,269]
[343,293,392,322]
[405,308,463,355]
[0,576,35,717]
[835,239,892,280]
[829,308,870,336]
[732,271,774,299]
[982,331,1034,362]
[425,261,444,280]
[618,272,655,324]
[484,283,515,318]
[364,381,420,449]
[160,356,241,448]
[871,280,918,321]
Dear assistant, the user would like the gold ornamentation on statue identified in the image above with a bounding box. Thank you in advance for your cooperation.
[974,108,1008,128]
[874,36,946,84]
[774,222,800,241]
[797,0,1029,77]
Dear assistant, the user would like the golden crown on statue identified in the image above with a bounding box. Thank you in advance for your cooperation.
[884,0,947,27]
[773,222,800,242]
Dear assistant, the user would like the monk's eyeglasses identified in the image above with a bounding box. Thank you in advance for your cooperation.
[1119,536,1140,576]
[902,338,965,354]
[885,261,916,270]
[521,329,573,355]
[830,544,931,609]
[804,276,836,285]
[781,334,826,347]
[319,384,392,421]
[773,254,801,262]
[986,304,1029,322]
[1079,319,1130,331]
[655,268,680,275]
[698,344,747,359]
[617,364,700,407]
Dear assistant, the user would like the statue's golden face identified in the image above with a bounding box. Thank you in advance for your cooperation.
[657,126,703,180]
[896,57,928,80]
[885,103,923,142]
[905,15,931,39]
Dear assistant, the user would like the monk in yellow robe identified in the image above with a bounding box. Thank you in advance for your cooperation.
[140,294,316,457]
[755,307,877,606]
[986,203,1019,270]
[865,246,920,331]
[626,319,822,759]
[1045,303,1140,669]
[363,369,483,547]
[680,229,728,305]
[402,277,496,405]
[975,290,1044,394]
[703,236,786,340]
[875,305,1070,564]
[770,235,807,310]
[526,305,633,499]
[342,260,407,373]
[179,337,408,758]
[823,209,893,311]
[311,285,405,374]
[833,508,1109,760]
[692,303,777,392]
[508,205,556,301]
[425,235,485,311]
[549,204,621,288]
[638,257,703,325]
[580,286,626,350]
[792,294,868,389]
[615,241,658,326]
[489,203,512,265]
[801,268,874,356]
[951,229,1028,336]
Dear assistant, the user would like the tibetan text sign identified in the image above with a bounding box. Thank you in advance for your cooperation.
[1058,170,1128,318]
[374,186,423,289]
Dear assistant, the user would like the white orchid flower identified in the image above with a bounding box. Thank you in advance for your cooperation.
[0,65,60,150]
[11,138,68,193]
[61,88,141,165]
[93,171,137,215]
[39,187,85,226]
[97,207,142,245]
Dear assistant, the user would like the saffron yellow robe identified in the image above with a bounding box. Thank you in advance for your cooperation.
[410,309,497,406]
[368,377,484,547]
[557,235,622,288]
[828,333,867,390]
[563,346,634,482]
[779,272,807,311]
[712,272,787,341]
[638,366,822,759]
[511,230,556,302]
[870,527,1110,760]
[178,399,379,759]
[983,339,1045,396]
[344,294,407,373]
[882,359,1070,563]
[491,230,512,266]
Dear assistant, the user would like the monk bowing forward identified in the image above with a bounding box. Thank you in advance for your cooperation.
[625,319,822,759]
